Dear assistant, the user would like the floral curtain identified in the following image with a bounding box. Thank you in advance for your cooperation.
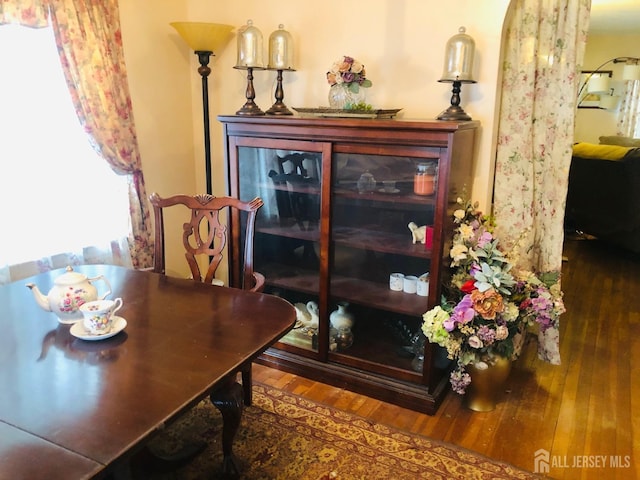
[616,80,640,137]
[0,0,48,25]
[0,0,153,271]
[492,0,591,365]
[49,0,153,268]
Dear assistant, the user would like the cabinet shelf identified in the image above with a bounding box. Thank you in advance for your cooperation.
[258,223,430,259]
[258,181,320,196]
[259,263,319,296]
[333,226,431,258]
[258,220,320,242]
[258,179,436,207]
[259,262,428,316]
[222,115,478,414]
[333,186,437,206]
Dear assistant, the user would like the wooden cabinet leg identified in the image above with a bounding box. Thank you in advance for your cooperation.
[210,376,244,478]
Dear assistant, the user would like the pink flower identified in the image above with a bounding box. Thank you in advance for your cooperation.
[467,335,483,349]
[477,231,493,247]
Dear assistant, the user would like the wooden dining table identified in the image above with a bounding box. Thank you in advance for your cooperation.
[0,264,296,479]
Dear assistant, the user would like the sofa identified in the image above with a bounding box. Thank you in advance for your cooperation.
[565,137,640,253]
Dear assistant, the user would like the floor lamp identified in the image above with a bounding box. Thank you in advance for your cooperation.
[170,22,234,195]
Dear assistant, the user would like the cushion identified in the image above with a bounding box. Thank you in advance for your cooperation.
[599,135,640,148]
[572,142,631,160]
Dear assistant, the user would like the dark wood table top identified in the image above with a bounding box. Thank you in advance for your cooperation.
[0,265,296,479]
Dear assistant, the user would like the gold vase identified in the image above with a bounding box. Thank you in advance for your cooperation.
[463,356,512,412]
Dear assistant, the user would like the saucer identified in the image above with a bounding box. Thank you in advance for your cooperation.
[378,188,400,194]
[70,316,127,341]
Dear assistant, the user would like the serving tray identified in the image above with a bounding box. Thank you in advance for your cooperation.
[292,107,402,119]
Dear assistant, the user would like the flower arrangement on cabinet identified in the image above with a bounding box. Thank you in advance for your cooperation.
[326,55,372,93]
[421,197,565,395]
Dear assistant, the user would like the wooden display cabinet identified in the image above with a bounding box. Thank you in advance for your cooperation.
[219,115,478,414]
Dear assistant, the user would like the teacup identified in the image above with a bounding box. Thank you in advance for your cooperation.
[80,298,123,334]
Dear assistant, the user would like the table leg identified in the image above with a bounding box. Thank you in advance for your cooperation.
[210,375,244,478]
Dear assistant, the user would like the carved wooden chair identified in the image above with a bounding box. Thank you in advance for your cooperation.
[149,192,265,405]
[267,152,321,265]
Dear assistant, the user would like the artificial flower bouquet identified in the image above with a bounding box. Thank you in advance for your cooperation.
[326,55,372,93]
[421,197,565,394]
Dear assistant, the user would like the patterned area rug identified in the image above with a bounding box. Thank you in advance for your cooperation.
[137,384,542,480]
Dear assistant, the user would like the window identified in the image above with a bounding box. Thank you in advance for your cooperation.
[0,24,130,266]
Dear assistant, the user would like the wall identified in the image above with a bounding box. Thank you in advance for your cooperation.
[118,0,512,277]
[118,0,196,277]
[574,32,640,143]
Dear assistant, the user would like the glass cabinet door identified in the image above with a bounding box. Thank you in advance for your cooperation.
[236,143,324,354]
[327,151,446,379]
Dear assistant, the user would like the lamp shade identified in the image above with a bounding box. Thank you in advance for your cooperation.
[170,22,234,53]
[622,64,640,81]
[587,76,610,93]
[439,26,476,82]
[599,94,620,110]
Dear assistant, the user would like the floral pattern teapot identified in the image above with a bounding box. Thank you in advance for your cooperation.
[26,266,112,324]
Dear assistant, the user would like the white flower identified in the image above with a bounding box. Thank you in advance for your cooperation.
[453,209,466,221]
[495,325,509,340]
[474,360,489,370]
[467,335,483,349]
[350,60,364,74]
[459,223,474,240]
[450,244,468,263]
[502,301,520,321]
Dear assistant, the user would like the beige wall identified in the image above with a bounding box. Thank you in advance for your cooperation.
[119,0,512,276]
[119,0,195,276]
[574,32,640,143]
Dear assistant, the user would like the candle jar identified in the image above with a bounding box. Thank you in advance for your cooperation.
[414,163,436,195]
[335,326,354,350]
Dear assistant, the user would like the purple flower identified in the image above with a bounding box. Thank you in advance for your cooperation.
[450,368,471,395]
[532,296,551,312]
[444,295,475,331]
[476,325,496,345]
[477,231,493,247]
[469,263,481,277]
[342,72,356,83]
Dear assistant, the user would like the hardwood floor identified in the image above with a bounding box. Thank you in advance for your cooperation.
[253,236,640,479]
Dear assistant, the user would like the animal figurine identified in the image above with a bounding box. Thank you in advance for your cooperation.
[293,301,319,329]
[408,222,427,244]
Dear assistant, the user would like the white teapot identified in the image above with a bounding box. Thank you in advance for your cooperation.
[26,266,112,324]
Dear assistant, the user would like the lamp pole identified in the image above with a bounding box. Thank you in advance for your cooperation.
[170,22,234,195]
[195,50,214,195]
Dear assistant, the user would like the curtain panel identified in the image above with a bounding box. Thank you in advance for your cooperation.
[0,0,153,270]
[0,0,49,26]
[493,0,591,364]
[49,0,153,268]
[617,80,640,137]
